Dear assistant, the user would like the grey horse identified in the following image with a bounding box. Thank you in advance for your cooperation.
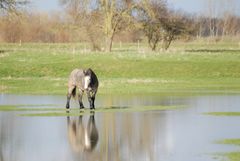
[66,68,98,109]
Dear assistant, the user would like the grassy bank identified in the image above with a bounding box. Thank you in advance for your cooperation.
[1,42,240,95]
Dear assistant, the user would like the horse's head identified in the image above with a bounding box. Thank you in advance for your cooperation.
[84,75,91,90]
[83,68,94,90]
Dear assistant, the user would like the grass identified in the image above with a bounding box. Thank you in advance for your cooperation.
[0,104,183,116]
[206,112,240,161]
[219,139,240,146]
[0,105,64,111]
[216,139,240,161]
[1,41,240,95]
[205,112,240,116]
[224,152,240,161]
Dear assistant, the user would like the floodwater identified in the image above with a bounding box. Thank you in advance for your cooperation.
[0,94,240,161]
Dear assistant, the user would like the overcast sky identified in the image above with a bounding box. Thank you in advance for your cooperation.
[30,0,240,16]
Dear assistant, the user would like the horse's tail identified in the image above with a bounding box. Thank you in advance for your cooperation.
[72,86,77,98]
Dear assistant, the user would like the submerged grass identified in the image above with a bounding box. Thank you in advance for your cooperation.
[1,42,240,95]
[0,105,65,111]
[216,139,240,161]
[0,104,183,116]
[219,139,240,146]
[205,111,240,161]
[225,152,240,161]
[205,112,240,116]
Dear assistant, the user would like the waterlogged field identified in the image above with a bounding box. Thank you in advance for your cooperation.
[0,94,240,161]
[1,41,240,161]
[0,41,240,95]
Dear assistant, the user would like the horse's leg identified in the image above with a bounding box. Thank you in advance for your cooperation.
[87,91,95,109]
[91,91,97,109]
[66,93,71,109]
[78,89,84,109]
[66,86,75,109]
[92,96,95,109]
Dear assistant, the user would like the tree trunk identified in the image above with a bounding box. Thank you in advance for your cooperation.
[105,34,114,52]
[152,44,157,51]
[151,39,158,51]
[163,35,174,50]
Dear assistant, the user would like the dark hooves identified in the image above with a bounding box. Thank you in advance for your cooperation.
[66,104,70,109]
[90,108,95,114]
[90,109,95,115]
[80,106,85,109]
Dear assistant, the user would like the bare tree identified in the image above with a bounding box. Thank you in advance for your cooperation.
[60,0,137,52]
[205,0,236,38]
[140,0,195,51]
[60,0,99,50]
[61,0,104,50]
[143,21,162,51]
[160,13,196,50]
[99,0,137,52]
[0,0,28,12]
[139,0,167,51]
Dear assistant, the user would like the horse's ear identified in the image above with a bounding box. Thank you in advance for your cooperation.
[84,68,92,76]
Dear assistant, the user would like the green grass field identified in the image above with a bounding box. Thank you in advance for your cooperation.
[1,41,240,95]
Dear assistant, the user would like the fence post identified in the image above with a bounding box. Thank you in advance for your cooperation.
[138,40,140,53]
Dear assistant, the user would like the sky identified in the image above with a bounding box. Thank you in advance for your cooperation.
[168,0,240,16]
[30,0,240,16]
[31,0,60,12]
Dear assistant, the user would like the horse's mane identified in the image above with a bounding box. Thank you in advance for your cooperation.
[84,68,98,87]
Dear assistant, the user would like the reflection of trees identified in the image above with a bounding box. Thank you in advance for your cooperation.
[95,111,173,161]
[0,150,3,161]
[0,113,15,161]
[0,116,3,161]
[0,113,22,161]
[98,112,158,161]
[0,112,26,161]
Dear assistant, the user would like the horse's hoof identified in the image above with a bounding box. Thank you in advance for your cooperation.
[80,106,85,109]
[90,110,95,115]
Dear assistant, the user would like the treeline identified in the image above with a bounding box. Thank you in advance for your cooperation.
[0,0,240,51]
[0,12,81,43]
[197,15,240,38]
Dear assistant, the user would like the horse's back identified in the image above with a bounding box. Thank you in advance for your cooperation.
[68,69,84,87]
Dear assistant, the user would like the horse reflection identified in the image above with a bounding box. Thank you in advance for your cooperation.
[67,114,99,153]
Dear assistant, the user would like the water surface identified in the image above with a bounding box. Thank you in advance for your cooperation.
[0,94,240,161]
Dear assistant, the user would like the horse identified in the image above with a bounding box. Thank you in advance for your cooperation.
[66,68,99,109]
